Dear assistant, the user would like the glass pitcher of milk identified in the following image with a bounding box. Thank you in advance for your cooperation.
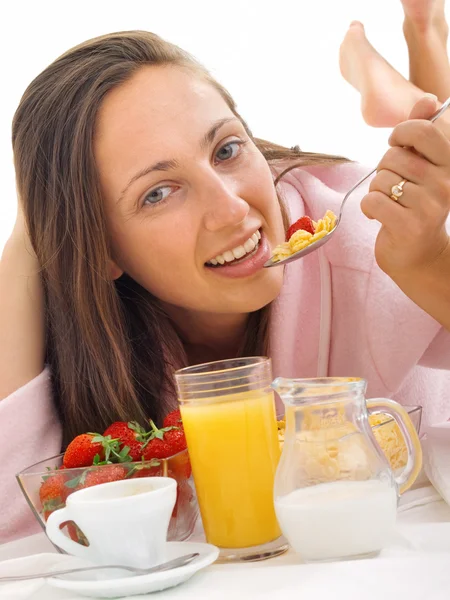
[273,377,422,562]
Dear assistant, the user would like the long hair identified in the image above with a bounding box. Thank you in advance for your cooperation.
[12,31,349,446]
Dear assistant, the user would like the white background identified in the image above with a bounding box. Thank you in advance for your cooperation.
[0,0,447,250]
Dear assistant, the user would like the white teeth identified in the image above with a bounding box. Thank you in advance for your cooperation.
[206,230,261,266]
[244,238,256,253]
[232,245,247,259]
[223,251,235,263]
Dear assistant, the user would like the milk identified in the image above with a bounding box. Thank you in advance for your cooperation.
[274,479,398,561]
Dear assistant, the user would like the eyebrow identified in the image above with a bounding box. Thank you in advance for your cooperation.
[117,117,239,203]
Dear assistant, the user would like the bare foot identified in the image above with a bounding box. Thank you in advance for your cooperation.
[401,0,450,100]
[401,0,447,35]
[339,21,424,127]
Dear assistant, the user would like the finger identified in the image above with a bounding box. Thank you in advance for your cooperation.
[408,94,438,120]
[377,145,435,185]
[388,119,450,166]
[369,169,419,208]
[406,95,450,143]
[363,176,449,230]
[361,190,405,225]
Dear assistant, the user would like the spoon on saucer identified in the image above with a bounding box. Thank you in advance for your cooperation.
[0,552,199,582]
[264,96,450,268]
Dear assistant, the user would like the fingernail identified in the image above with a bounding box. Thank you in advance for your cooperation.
[424,93,438,102]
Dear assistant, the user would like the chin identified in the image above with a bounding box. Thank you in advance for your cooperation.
[231,271,284,313]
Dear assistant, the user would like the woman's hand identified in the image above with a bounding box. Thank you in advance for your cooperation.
[361,94,450,330]
[10,200,33,248]
[361,95,450,279]
[0,199,44,400]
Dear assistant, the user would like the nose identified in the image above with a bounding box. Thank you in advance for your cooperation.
[201,173,250,232]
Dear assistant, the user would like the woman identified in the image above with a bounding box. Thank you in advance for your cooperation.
[1,1,450,543]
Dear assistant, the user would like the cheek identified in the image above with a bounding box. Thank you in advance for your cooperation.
[250,157,284,224]
[109,215,194,293]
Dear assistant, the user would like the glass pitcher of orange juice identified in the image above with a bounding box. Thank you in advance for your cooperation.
[175,357,287,562]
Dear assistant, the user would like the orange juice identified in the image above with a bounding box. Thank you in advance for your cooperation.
[181,390,281,548]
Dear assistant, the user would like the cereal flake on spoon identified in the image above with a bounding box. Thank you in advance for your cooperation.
[271,210,337,263]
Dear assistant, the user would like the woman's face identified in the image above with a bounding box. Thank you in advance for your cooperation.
[95,65,285,315]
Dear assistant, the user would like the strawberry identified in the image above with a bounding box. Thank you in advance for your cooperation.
[169,449,192,480]
[83,464,128,488]
[60,521,89,545]
[163,409,183,430]
[42,507,85,545]
[63,434,106,468]
[172,478,194,518]
[142,421,187,461]
[127,460,163,479]
[103,421,149,462]
[286,215,315,241]
[62,464,128,493]
[43,510,52,522]
[63,432,132,469]
[39,472,69,510]
[66,522,81,543]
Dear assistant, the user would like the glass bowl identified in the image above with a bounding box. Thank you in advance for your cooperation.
[16,448,198,549]
[370,405,422,471]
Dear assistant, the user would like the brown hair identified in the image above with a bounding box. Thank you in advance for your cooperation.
[12,31,349,446]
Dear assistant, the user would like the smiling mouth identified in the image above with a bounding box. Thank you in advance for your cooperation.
[205,230,261,267]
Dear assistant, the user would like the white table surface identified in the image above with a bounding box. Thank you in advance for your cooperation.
[1,485,450,600]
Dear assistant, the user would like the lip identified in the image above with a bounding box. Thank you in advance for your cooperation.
[204,231,271,279]
[205,227,261,264]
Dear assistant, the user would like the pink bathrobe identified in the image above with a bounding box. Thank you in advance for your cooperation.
[1,162,450,544]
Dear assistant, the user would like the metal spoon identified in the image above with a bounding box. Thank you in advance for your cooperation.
[0,552,199,582]
[264,96,450,268]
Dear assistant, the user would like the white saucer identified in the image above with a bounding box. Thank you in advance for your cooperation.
[46,541,219,598]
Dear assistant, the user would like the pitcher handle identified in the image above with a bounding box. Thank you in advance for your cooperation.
[366,398,423,494]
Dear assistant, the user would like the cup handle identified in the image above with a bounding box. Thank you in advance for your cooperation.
[46,507,94,560]
[366,398,423,495]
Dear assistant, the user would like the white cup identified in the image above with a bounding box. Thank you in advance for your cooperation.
[46,476,177,568]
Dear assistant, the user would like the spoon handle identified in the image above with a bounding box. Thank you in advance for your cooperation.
[430,96,450,122]
[338,167,377,220]
[339,96,450,220]
[0,552,199,582]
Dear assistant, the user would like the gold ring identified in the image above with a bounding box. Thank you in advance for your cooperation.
[390,179,407,202]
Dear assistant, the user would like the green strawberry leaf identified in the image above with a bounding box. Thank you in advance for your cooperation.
[125,458,161,478]
[125,465,138,478]
[42,466,63,482]
[42,498,65,511]
[65,470,88,489]
[128,421,144,434]
[65,475,82,489]
[128,421,153,442]
[118,446,132,462]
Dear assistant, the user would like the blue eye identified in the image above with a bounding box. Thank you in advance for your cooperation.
[215,141,242,163]
[143,186,172,206]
